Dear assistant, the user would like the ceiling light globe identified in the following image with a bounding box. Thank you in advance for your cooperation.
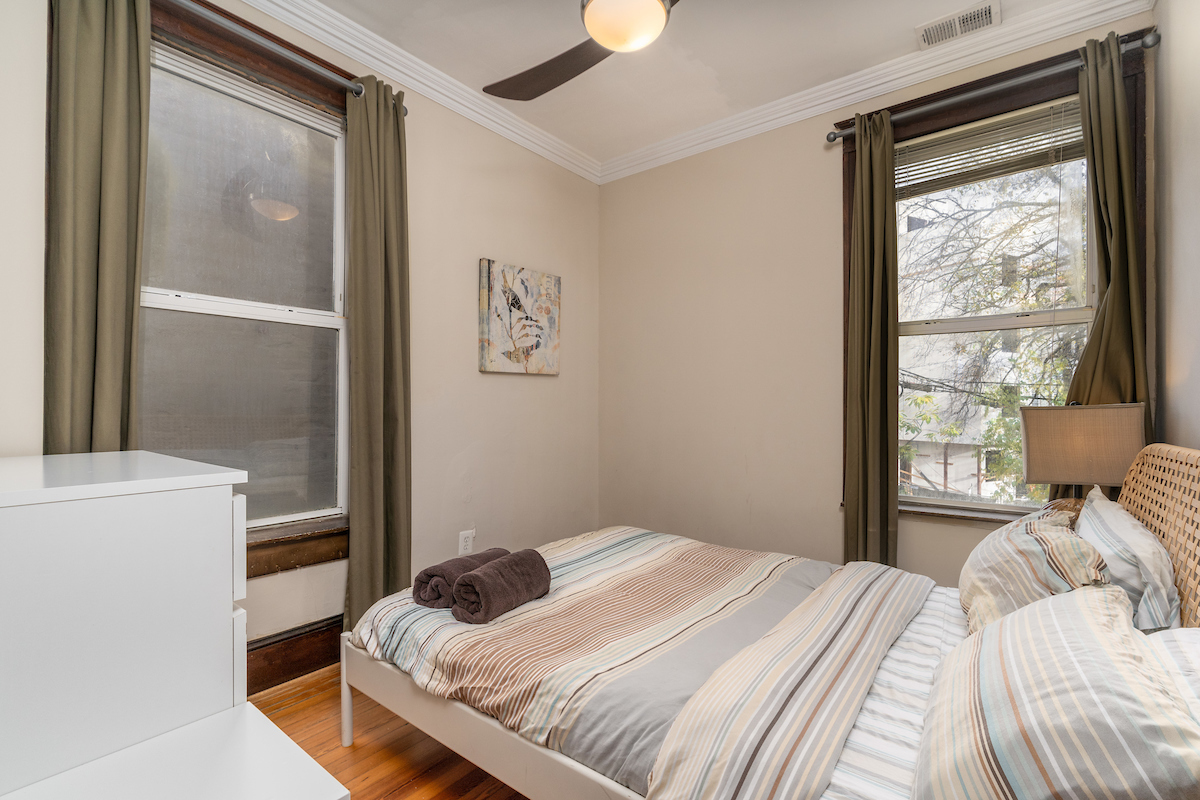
[250,196,300,222]
[581,0,669,53]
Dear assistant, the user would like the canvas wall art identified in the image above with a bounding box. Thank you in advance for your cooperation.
[478,258,560,375]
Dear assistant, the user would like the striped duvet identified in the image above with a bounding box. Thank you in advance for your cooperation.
[353,527,952,799]
[646,562,933,800]
[352,527,832,747]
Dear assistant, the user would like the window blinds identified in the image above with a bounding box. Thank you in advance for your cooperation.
[895,98,1083,200]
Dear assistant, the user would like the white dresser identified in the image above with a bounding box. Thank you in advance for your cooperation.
[0,451,348,800]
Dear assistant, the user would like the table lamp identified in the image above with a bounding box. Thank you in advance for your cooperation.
[1019,402,1147,514]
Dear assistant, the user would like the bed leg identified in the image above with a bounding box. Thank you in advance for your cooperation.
[340,632,354,747]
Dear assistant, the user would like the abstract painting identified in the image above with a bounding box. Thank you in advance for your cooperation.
[478,258,560,375]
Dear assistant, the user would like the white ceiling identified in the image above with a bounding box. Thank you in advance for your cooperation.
[317,0,1046,163]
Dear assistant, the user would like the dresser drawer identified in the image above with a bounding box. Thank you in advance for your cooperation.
[232,493,247,602]
[233,604,247,705]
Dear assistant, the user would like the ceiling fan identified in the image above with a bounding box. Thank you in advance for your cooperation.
[483,0,683,101]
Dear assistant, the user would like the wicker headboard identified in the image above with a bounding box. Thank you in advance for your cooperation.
[1119,443,1200,628]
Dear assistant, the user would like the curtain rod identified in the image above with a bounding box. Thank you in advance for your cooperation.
[825,31,1159,143]
[159,0,408,115]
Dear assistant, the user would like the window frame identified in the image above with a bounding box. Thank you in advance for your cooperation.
[840,31,1150,518]
[143,42,350,529]
[150,0,350,117]
[897,100,1097,514]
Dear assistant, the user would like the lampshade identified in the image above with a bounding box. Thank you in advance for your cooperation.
[581,0,670,53]
[1019,403,1147,487]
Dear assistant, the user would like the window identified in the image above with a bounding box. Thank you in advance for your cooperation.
[139,44,347,527]
[895,98,1092,511]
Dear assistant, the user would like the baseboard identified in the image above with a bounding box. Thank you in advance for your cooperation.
[247,615,343,695]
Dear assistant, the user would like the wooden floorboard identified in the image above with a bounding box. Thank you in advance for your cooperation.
[251,665,528,800]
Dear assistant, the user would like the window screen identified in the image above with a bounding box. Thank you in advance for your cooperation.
[139,46,346,526]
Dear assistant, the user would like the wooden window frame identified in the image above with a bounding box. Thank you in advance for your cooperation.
[840,30,1150,518]
[150,0,353,115]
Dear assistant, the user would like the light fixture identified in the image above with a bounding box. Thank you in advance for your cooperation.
[249,195,300,222]
[241,152,300,222]
[581,0,669,53]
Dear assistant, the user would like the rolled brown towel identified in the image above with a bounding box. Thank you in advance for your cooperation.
[451,549,552,624]
[413,548,510,608]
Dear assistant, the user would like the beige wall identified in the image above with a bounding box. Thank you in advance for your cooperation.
[401,85,601,574]
[895,516,995,587]
[598,15,1153,584]
[1155,0,1200,450]
[0,0,47,458]
[212,1,603,581]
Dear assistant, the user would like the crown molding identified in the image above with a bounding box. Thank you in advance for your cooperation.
[240,0,603,183]
[597,0,1155,183]
[242,0,1152,187]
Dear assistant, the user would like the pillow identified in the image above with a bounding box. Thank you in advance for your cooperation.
[1075,484,1181,630]
[958,509,1106,634]
[915,586,1200,800]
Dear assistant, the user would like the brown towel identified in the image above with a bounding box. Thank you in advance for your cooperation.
[451,549,552,624]
[413,548,510,608]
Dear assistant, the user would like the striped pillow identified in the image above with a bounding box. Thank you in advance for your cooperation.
[958,510,1106,634]
[1076,484,1181,630]
[915,585,1200,800]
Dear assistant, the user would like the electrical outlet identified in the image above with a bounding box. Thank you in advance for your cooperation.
[458,529,475,555]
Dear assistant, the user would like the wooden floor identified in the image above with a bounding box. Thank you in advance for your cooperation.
[252,665,528,800]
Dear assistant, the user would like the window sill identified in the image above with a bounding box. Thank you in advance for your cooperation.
[898,501,1027,525]
[247,514,348,546]
[247,514,348,578]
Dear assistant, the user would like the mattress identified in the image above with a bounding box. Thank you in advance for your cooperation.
[352,527,968,799]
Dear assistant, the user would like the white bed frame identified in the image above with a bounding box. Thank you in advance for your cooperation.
[340,634,643,800]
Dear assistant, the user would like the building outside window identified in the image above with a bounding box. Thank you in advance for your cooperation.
[895,97,1093,511]
[138,45,348,527]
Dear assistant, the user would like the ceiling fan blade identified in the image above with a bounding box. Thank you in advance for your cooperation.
[484,0,684,101]
[483,39,613,101]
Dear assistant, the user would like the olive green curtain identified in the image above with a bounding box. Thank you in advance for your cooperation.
[45,0,150,454]
[345,76,411,628]
[1052,33,1152,499]
[844,111,899,566]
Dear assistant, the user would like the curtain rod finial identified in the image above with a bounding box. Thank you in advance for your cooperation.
[1142,31,1161,49]
[826,131,839,143]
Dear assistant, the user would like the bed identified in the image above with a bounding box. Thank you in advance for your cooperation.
[338,443,1200,800]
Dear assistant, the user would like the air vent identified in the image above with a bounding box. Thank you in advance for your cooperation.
[917,2,1002,50]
